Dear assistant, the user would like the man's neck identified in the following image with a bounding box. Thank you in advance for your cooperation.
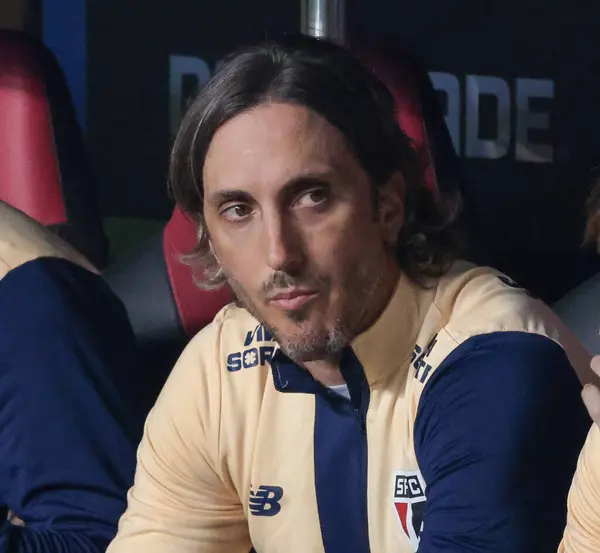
[304,264,400,387]
[304,356,345,386]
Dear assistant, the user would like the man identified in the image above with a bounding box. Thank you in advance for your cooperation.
[0,201,152,552]
[559,358,600,553]
[553,178,600,354]
[109,35,592,553]
[558,180,600,552]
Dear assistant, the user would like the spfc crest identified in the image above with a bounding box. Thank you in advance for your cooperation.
[393,470,426,551]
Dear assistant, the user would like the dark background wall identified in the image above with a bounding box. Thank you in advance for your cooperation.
[347,0,600,255]
[9,0,600,297]
[83,0,600,230]
[87,0,299,221]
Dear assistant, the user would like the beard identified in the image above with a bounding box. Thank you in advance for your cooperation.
[224,259,386,364]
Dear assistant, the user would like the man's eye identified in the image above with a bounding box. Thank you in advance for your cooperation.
[296,188,329,208]
[221,204,252,222]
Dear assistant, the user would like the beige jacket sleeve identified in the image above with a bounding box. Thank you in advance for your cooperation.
[560,424,600,553]
[107,325,251,553]
[0,200,96,277]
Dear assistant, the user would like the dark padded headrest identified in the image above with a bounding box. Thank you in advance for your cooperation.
[0,30,107,267]
[104,206,232,348]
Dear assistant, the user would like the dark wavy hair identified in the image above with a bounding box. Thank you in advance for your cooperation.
[170,34,460,289]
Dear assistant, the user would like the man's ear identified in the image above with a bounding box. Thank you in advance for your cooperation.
[378,172,405,246]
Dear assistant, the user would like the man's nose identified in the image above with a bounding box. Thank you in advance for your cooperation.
[264,213,304,274]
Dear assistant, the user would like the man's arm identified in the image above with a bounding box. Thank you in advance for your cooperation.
[560,404,600,551]
[107,311,251,552]
[414,331,590,553]
[582,356,600,425]
[0,257,153,553]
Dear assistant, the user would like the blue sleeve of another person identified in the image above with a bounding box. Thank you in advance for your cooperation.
[414,331,590,553]
[0,258,152,553]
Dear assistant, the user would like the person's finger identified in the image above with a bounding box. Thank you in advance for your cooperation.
[582,383,600,427]
[590,355,600,378]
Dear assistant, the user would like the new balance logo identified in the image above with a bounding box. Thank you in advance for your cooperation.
[249,485,283,517]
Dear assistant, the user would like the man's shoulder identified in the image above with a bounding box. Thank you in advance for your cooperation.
[414,261,592,386]
[435,261,571,341]
[0,201,97,279]
[165,305,275,443]
[560,423,600,553]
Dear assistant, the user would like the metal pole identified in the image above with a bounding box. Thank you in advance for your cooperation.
[300,0,346,45]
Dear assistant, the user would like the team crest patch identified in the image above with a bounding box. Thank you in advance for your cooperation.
[393,470,426,551]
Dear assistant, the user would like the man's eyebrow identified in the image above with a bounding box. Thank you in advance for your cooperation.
[207,189,253,208]
[279,172,334,197]
[206,170,336,208]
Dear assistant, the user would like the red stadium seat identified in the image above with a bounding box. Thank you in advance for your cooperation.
[0,30,107,267]
[104,44,468,378]
[359,48,441,195]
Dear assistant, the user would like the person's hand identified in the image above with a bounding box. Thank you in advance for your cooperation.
[582,356,600,427]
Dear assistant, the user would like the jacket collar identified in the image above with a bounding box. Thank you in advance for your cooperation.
[270,273,435,392]
[349,273,435,386]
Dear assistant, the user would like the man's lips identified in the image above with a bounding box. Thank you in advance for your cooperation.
[268,288,318,310]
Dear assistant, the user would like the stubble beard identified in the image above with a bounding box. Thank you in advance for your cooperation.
[224,261,385,364]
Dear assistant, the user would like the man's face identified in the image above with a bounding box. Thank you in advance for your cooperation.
[203,103,403,362]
